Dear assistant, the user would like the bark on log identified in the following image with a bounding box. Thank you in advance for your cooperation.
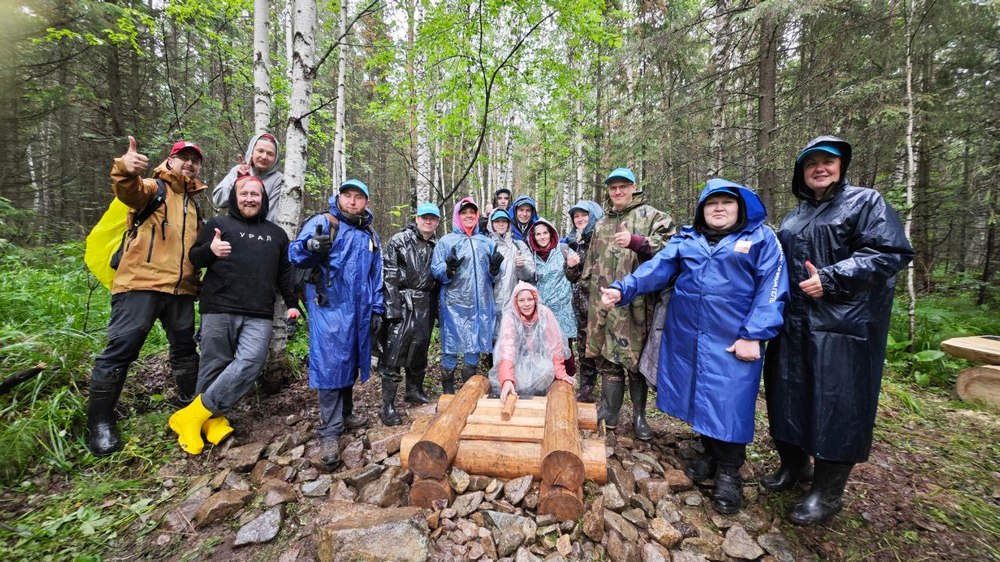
[501,394,518,420]
[941,336,1000,364]
[541,380,584,490]
[0,363,46,395]
[537,481,585,521]
[409,375,489,479]
[438,395,598,430]
[410,475,454,508]
[955,365,1000,408]
[460,423,544,443]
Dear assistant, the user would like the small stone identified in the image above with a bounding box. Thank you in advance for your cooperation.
[683,493,703,507]
[468,474,493,491]
[449,468,471,494]
[681,537,724,561]
[287,444,305,459]
[452,491,485,517]
[504,475,533,506]
[285,414,300,426]
[630,492,656,517]
[296,467,320,483]
[359,467,407,507]
[671,551,709,562]
[515,546,543,562]
[341,439,365,469]
[225,442,267,472]
[441,507,456,519]
[648,517,683,549]
[261,479,298,507]
[193,489,253,528]
[605,528,639,562]
[663,469,694,492]
[467,541,485,559]
[329,479,356,501]
[603,509,639,542]
[757,532,796,562]
[601,482,627,511]
[234,506,283,546]
[153,533,172,546]
[492,498,517,513]
[608,460,636,499]
[641,542,670,562]
[674,520,700,538]
[523,486,540,509]
[556,534,572,556]
[485,479,502,500]
[209,468,232,490]
[622,507,648,529]
[582,497,605,542]
[367,425,407,458]
[301,475,332,497]
[655,499,681,523]
[336,463,385,488]
[250,460,281,485]
[722,524,764,560]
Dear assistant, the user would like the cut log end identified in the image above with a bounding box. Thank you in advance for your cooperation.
[410,476,454,508]
[408,441,450,479]
[956,365,1000,408]
[538,482,584,521]
[541,450,586,490]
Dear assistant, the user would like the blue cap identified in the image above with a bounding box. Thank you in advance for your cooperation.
[604,167,636,185]
[706,187,740,199]
[490,209,511,222]
[339,179,370,198]
[796,145,842,163]
[416,202,440,217]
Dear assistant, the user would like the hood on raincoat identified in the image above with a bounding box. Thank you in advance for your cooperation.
[227,175,269,223]
[328,193,375,228]
[565,200,604,243]
[244,132,283,177]
[692,179,761,235]
[527,218,560,254]
[509,195,539,223]
[510,281,540,324]
[792,135,853,202]
[451,197,482,235]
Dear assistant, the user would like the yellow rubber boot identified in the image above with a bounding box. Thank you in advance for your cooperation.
[201,416,234,446]
[168,395,213,455]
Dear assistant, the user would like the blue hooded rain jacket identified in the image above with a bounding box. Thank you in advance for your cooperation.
[612,179,789,443]
[289,196,384,389]
[509,195,539,242]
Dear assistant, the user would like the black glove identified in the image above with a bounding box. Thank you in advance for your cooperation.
[370,313,383,338]
[445,247,463,278]
[488,246,504,276]
[306,223,332,254]
[285,317,299,338]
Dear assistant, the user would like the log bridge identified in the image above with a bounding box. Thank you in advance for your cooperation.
[401,375,607,521]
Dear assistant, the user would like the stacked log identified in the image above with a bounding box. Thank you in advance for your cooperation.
[941,336,1000,408]
[538,381,585,520]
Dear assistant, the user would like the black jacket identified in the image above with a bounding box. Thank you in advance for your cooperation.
[189,184,298,319]
[763,135,914,462]
[380,224,438,368]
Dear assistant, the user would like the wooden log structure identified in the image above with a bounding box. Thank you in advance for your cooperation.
[410,475,454,508]
[955,365,1000,408]
[438,395,599,431]
[540,381,584,490]
[408,375,489,479]
[537,481,585,521]
[940,336,1000,364]
[501,394,518,421]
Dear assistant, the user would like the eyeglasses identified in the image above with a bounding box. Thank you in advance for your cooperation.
[172,154,202,165]
[607,184,633,193]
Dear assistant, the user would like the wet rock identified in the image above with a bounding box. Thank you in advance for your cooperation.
[193,489,253,528]
[622,507,648,529]
[638,479,673,505]
[630,492,656,517]
[641,542,670,562]
[314,506,429,562]
[603,509,639,542]
[648,517,683,549]
[481,510,534,557]
[663,469,694,492]
[608,460,635,499]
[449,468,471,494]
[262,479,298,507]
[757,532,796,562]
[632,451,665,475]
[296,467,320,483]
[329,479,356,502]
[722,524,764,560]
[368,426,407,457]
[582,496,605,542]
[302,475,333,497]
[453,491,485,517]
[337,463,385,489]
[359,467,407,507]
[251,460,282,485]
[655,499,681,523]
[226,442,267,472]
[601,482,627,511]
[683,493,703,507]
[234,505,283,546]
[605,529,639,562]
[681,537,725,561]
[504,475,533,506]
[341,439,365,469]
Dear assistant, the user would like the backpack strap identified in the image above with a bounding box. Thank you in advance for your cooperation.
[322,212,339,242]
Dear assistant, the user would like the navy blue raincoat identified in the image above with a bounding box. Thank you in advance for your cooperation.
[763,136,914,462]
[431,198,498,356]
[612,180,789,444]
[509,195,539,242]
[289,196,384,389]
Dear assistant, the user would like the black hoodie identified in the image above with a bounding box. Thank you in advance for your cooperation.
[190,182,298,318]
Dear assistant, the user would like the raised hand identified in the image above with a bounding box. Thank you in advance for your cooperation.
[237,155,251,176]
[121,135,149,176]
[613,222,631,248]
[445,246,463,277]
[210,228,231,257]
[488,245,504,275]
[565,247,580,267]
[515,251,525,268]
[600,286,622,308]
[799,260,824,298]
[307,223,333,254]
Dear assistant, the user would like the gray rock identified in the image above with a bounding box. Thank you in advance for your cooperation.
[757,532,796,562]
[601,482,627,511]
[655,499,681,523]
[449,467,471,494]
[302,475,333,497]
[582,496,605,542]
[468,474,493,492]
[503,475,533,506]
[453,491,485,517]
[336,463,385,488]
[193,489,253,528]
[603,509,639,542]
[234,506,283,546]
[683,493,703,507]
[250,460,281,485]
[341,439,365,469]
[622,507,648,529]
[632,466,651,482]
[605,529,639,562]
[481,510,533,557]
[722,524,764,560]
[681,537,725,561]
[223,470,250,491]
[485,479,503,500]
[296,467,320,483]
[367,425,408,457]
[329,479,356,502]
[632,451,665,475]
[314,506,429,562]
[515,546,543,562]
[607,459,635,499]
[226,442,267,472]
[630,492,656,517]
[359,467,407,507]
[523,485,540,510]
[648,517,683,549]
[261,479,298,507]
[641,542,670,562]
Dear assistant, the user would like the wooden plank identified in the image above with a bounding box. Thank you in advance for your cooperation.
[541,381,585,490]
[941,336,1000,364]
[460,423,545,443]
[409,375,489,479]
[439,395,599,431]
[501,394,518,421]
[956,365,1000,408]
[466,414,544,427]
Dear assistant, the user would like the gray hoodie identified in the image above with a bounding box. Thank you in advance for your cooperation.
[212,133,285,221]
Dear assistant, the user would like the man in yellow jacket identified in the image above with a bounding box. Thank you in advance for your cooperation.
[87,136,207,456]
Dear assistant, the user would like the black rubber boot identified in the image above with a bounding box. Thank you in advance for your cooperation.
[597,375,625,429]
[685,454,717,482]
[86,369,127,456]
[629,374,653,441]
[404,367,430,404]
[712,465,743,514]
[762,440,813,492]
[442,368,457,395]
[789,461,854,525]
[576,358,597,403]
[343,388,369,430]
[460,363,478,383]
[170,351,199,406]
[380,377,403,426]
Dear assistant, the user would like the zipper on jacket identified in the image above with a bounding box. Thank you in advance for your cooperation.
[174,193,189,294]
[146,224,156,263]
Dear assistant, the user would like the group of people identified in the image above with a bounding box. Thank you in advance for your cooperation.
[85,132,913,527]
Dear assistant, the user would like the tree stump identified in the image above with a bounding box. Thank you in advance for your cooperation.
[956,365,1000,408]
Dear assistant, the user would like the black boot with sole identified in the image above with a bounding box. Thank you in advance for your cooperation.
[628,374,653,441]
[380,376,403,426]
[789,460,854,525]
[762,440,813,492]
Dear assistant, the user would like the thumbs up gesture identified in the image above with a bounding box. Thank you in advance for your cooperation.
[307,223,333,254]
[799,260,824,298]
[210,228,232,257]
[121,135,149,176]
[613,222,632,248]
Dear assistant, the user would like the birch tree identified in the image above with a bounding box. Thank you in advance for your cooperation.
[332,0,349,185]
[253,0,271,132]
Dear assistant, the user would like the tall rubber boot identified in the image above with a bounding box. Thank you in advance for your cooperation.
[168,395,214,455]
[201,417,234,445]
[460,363,478,383]
[597,375,625,429]
[343,388,369,430]
[380,377,403,426]
[576,358,597,403]
[762,440,813,491]
[442,368,457,395]
[404,367,430,405]
[170,352,199,407]
[789,461,854,525]
[629,374,653,441]
[86,368,127,457]
[712,465,743,514]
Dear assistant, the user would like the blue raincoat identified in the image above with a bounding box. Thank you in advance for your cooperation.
[431,199,498,356]
[612,179,789,444]
[509,195,539,242]
[289,196,384,389]
[528,219,578,342]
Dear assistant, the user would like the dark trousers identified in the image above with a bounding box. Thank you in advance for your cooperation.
[317,387,349,441]
[702,435,747,470]
[91,291,197,396]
